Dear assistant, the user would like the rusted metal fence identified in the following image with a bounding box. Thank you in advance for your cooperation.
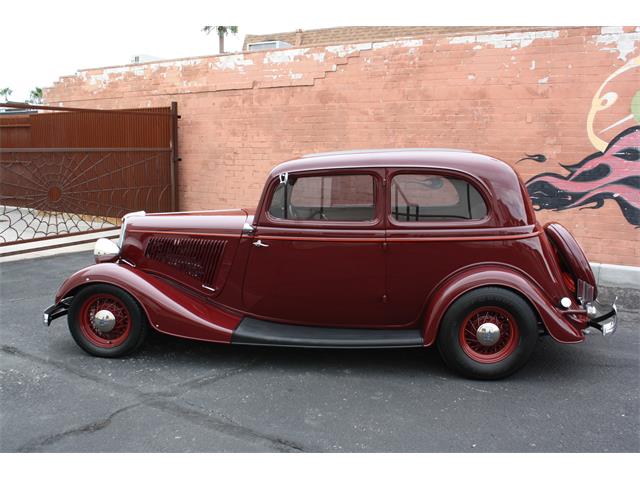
[0,103,179,244]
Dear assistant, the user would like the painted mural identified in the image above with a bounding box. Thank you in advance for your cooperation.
[525,55,640,226]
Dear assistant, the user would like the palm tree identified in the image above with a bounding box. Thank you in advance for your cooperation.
[0,87,12,102]
[29,87,43,104]
[202,26,238,54]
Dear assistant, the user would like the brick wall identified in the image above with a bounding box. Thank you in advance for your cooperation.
[242,26,530,49]
[44,26,640,266]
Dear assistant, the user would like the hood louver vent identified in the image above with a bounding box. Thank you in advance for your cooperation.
[145,236,227,289]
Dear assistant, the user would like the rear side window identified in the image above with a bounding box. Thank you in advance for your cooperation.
[269,174,375,222]
[391,174,487,222]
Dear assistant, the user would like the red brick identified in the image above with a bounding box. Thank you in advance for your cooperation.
[44,27,640,266]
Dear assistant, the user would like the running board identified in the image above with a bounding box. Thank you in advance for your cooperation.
[232,317,423,348]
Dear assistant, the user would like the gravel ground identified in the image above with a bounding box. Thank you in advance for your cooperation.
[1,251,638,452]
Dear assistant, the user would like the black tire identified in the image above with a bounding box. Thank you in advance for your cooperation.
[68,283,148,358]
[436,287,538,380]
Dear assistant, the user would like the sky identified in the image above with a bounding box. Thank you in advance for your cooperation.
[0,0,636,103]
[1,1,337,102]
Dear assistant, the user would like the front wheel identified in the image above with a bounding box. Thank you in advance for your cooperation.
[68,284,148,358]
[436,287,538,380]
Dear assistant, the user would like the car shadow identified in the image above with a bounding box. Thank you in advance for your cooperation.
[136,331,597,383]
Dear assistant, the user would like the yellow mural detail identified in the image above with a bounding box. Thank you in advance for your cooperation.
[586,55,640,152]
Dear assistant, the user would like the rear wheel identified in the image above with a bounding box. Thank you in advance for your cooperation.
[68,284,148,357]
[436,287,538,380]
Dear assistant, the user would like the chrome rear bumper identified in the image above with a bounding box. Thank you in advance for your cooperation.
[586,298,617,336]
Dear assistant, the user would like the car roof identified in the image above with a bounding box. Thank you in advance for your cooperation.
[266,148,531,227]
[303,148,471,157]
[270,148,511,178]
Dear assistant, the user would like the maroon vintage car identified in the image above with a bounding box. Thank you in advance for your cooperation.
[44,149,617,379]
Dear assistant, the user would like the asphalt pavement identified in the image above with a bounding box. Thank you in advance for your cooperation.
[1,251,638,452]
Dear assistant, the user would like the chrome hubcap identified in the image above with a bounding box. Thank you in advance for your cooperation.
[476,322,501,347]
[92,309,116,333]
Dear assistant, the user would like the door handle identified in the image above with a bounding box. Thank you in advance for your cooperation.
[252,240,269,248]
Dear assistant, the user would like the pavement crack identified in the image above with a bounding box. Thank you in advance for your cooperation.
[144,398,306,452]
[2,345,309,452]
[0,345,131,393]
[163,360,260,396]
[16,404,140,452]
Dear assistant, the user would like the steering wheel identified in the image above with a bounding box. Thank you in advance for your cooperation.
[307,210,328,221]
[287,204,297,219]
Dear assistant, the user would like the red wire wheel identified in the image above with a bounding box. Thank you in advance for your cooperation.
[78,293,132,348]
[458,306,520,364]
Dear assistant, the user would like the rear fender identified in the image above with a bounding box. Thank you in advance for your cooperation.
[422,265,584,346]
[55,262,241,343]
[544,222,597,300]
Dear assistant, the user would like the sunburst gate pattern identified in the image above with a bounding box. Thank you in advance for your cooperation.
[525,126,640,227]
[0,149,173,243]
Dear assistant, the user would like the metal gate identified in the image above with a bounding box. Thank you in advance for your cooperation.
[0,102,179,244]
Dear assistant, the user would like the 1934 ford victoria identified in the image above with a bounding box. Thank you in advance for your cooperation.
[44,149,617,379]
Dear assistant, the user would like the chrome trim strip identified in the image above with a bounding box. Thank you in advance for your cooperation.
[120,258,136,268]
[119,211,146,247]
[254,231,540,243]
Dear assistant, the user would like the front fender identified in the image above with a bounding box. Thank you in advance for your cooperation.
[422,265,584,346]
[55,262,241,343]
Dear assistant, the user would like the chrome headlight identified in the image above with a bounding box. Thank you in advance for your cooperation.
[94,238,120,263]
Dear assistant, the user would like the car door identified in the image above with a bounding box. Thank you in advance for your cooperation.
[384,168,491,327]
[242,168,387,327]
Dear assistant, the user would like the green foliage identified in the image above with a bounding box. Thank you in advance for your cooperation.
[0,87,12,101]
[202,26,238,36]
[202,26,239,53]
[29,87,43,104]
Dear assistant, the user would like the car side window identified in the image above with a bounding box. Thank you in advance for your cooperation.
[391,174,487,221]
[269,174,376,222]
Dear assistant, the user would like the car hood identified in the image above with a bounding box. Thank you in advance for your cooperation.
[119,208,251,298]
[126,208,250,237]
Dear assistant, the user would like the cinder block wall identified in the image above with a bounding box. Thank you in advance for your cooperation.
[45,26,640,266]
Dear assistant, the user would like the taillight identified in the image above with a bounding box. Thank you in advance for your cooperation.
[561,271,576,293]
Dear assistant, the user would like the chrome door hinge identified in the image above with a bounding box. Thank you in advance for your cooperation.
[242,222,255,235]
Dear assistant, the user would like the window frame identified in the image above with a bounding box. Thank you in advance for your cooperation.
[260,168,384,229]
[386,168,492,229]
